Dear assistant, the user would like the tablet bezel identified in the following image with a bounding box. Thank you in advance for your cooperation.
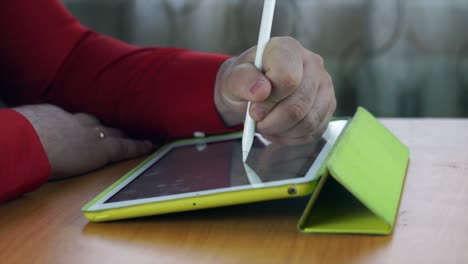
[84,120,347,212]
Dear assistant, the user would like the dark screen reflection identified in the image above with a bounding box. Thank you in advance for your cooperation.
[106,137,325,203]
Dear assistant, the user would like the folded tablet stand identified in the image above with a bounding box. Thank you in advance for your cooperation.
[298,107,409,235]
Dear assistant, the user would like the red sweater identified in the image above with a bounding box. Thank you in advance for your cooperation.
[0,0,232,203]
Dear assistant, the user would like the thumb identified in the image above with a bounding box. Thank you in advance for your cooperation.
[223,63,271,104]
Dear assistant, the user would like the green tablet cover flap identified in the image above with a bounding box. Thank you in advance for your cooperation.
[298,107,409,235]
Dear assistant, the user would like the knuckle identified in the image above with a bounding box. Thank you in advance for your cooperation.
[274,36,302,49]
[286,100,307,122]
[314,53,325,67]
[268,37,302,61]
[307,52,324,68]
[280,71,301,92]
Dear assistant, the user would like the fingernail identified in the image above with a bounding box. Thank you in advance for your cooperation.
[250,78,266,95]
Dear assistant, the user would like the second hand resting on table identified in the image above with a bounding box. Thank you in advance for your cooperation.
[15,37,336,180]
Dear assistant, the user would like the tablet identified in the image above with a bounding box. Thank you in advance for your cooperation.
[82,120,348,222]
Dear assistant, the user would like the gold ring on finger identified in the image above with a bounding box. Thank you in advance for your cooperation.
[95,127,106,140]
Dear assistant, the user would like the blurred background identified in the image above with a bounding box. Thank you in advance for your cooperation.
[63,0,468,117]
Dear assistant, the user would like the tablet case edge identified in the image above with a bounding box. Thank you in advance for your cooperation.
[298,107,410,235]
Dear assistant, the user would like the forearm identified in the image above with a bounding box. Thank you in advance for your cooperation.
[43,33,233,140]
[1,0,235,141]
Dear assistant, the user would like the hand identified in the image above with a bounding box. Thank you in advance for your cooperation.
[214,37,336,144]
[13,104,153,180]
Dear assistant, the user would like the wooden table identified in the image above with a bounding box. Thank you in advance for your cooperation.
[1,119,467,264]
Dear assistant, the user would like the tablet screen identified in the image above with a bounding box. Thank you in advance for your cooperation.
[105,137,326,203]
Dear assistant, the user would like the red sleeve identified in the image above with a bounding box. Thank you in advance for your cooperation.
[0,0,238,201]
[0,109,51,203]
[46,45,233,140]
[1,0,235,141]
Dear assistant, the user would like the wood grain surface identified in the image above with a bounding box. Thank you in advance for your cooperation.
[1,119,467,264]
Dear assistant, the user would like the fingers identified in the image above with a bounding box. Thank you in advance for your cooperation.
[215,36,336,143]
[103,138,153,163]
[256,50,323,136]
[75,113,128,139]
[249,37,307,122]
[256,38,335,143]
[219,37,305,123]
[263,85,335,145]
[74,112,129,139]
[264,100,336,145]
[275,73,336,140]
[95,124,153,163]
[94,126,127,138]
[86,121,153,164]
[262,37,304,105]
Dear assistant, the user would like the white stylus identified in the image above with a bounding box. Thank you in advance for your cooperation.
[242,0,276,162]
[243,162,263,186]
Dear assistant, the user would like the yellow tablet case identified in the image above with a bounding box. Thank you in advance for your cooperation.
[297,107,409,235]
[83,107,409,235]
[82,132,318,222]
